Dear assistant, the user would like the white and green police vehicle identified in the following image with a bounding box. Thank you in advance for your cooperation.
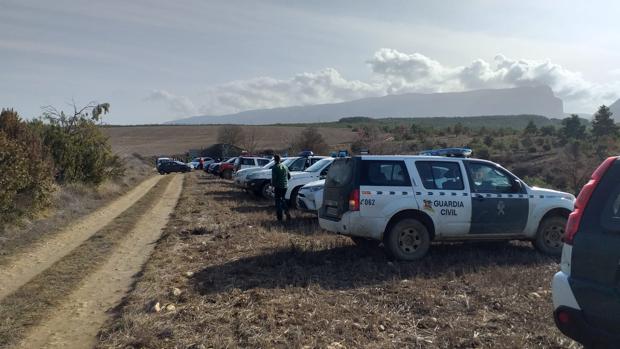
[319,152,575,260]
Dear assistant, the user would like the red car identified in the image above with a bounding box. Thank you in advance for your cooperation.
[218,157,237,179]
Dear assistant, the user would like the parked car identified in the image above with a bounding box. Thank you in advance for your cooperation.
[234,156,270,172]
[297,179,325,212]
[246,156,327,198]
[283,157,333,208]
[318,155,575,260]
[552,156,620,347]
[234,158,288,189]
[156,157,172,168]
[158,160,191,174]
[189,157,214,170]
[218,157,238,179]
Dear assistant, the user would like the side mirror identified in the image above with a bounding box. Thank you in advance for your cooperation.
[512,179,523,192]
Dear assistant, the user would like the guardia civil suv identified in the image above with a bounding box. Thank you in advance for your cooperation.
[552,156,620,347]
[319,154,575,260]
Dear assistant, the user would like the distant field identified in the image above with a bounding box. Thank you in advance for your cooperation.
[102,125,358,156]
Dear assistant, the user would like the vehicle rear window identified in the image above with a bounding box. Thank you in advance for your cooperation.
[240,158,255,165]
[326,158,354,187]
[360,160,411,187]
[601,185,620,231]
[416,161,464,190]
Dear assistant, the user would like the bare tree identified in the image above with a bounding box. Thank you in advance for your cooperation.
[291,126,329,154]
[217,125,245,147]
[242,127,261,154]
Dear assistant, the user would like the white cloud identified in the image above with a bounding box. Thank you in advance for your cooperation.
[148,49,620,116]
[198,68,383,115]
[145,89,197,116]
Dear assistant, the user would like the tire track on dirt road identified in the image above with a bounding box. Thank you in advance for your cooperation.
[15,174,184,349]
[0,175,162,301]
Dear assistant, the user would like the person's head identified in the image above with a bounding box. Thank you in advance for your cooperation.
[274,154,281,164]
[472,166,485,182]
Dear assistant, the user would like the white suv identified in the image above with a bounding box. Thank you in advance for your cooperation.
[319,155,575,260]
[245,156,326,198]
[234,157,270,172]
[284,157,333,208]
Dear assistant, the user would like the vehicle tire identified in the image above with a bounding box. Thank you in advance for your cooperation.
[260,183,271,199]
[384,218,431,261]
[350,236,380,249]
[533,215,566,256]
[221,169,232,180]
[159,170,165,175]
[289,187,300,209]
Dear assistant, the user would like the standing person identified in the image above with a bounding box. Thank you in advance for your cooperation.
[271,154,291,221]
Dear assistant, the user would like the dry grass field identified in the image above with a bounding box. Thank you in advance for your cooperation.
[103,125,358,156]
[97,172,578,348]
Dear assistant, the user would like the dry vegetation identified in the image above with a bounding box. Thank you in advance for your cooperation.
[97,172,578,348]
[103,125,357,156]
[0,153,154,265]
[0,176,172,347]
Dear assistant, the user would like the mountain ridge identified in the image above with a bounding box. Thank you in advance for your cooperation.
[170,85,564,125]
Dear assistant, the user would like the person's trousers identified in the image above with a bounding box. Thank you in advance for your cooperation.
[274,187,288,221]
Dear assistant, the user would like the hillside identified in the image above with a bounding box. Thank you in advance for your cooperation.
[171,86,564,125]
[610,98,620,120]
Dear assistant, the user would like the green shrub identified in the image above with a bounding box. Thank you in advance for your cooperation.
[40,104,124,185]
[0,109,54,222]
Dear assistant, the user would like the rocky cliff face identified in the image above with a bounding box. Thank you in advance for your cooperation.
[610,99,620,121]
[171,85,565,125]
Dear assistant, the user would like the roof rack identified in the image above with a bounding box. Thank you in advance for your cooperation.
[418,147,472,158]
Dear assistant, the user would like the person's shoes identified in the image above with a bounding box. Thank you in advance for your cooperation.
[285,212,292,221]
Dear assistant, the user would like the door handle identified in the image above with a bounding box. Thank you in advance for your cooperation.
[474,194,485,201]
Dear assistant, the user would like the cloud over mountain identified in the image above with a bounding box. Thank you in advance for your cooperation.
[148,49,619,116]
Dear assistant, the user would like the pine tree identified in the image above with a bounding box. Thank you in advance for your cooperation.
[592,105,618,140]
[560,114,586,140]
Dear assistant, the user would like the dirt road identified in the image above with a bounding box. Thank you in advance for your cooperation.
[0,174,184,349]
[0,176,162,301]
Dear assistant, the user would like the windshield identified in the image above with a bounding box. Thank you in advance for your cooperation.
[305,158,332,172]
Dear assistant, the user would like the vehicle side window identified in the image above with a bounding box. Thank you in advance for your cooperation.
[288,158,306,172]
[241,158,254,166]
[466,163,518,193]
[360,161,411,186]
[602,187,620,231]
[415,161,464,190]
[258,159,269,166]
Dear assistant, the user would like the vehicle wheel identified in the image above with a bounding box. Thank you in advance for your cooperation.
[261,183,271,199]
[289,187,300,209]
[384,218,431,261]
[533,216,566,256]
[221,169,232,179]
[350,236,380,249]
[159,170,165,175]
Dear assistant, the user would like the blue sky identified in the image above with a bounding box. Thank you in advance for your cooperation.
[2,0,620,124]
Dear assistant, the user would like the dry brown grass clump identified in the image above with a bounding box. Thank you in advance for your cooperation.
[0,153,154,265]
[97,172,578,349]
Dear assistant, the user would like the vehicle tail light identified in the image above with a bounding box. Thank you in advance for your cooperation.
[349,189,360,211]
[557,310,571,325]
[564,156,617,244]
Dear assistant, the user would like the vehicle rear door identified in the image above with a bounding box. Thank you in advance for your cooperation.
[465,161,529,235]
[570,158,620,333]
[321,157,357,220]
[413,160,470,236]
